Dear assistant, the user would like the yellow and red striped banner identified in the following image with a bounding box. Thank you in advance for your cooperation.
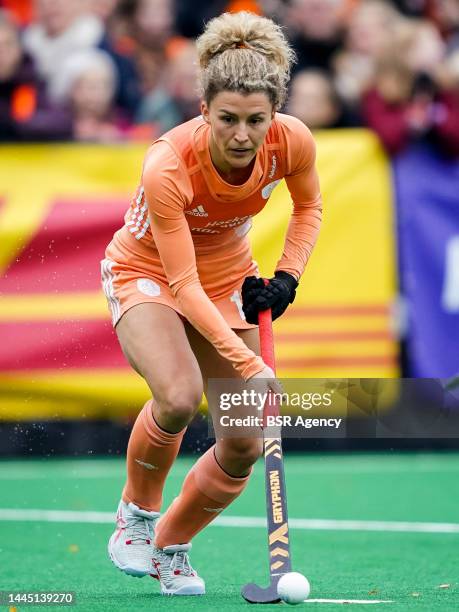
[0,131,398,419]
[255,129,398,378]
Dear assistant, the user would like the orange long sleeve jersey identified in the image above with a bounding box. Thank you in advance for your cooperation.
[117,113,322,379]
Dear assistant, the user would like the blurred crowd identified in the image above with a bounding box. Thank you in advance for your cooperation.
[1,0,459,156]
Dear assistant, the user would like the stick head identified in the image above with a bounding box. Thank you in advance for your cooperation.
[241,579,281,604]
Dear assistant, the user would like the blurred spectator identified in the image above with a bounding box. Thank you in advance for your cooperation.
[23,0,140,117]
[0,0,33,25]
[286,0,344,73]
[287,69,359,129]
[388,0,427,17]
[439,48,459,89]
[23,0,104,84]
[134,45,181,134]
[344,0,427,18]
[429,0,459,50]
[259,0,288,23]
[175,0,252,38]
[132,0,175,50]
[399,17,445,74]
[103,0,137,56]
[362,19,459,157]
[147,39,200,123]
[0,9,72,140]
[164,39,201,123]
[225,1,262,14]
[83,0,121,22]
[361,59,414,154]
[334,0,401,107]
[52,49,137,142]
[137,39,200,132]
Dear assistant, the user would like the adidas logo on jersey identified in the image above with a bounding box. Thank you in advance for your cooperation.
[186,205,208,217]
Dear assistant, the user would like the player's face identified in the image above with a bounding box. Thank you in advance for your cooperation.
[202,91,275,173]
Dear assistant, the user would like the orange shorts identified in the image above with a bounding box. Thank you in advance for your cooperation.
[101,228,258,330]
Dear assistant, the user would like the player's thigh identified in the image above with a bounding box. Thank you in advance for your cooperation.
[185,323,263,460]
[184,323,260,390]
[116,303,203,408]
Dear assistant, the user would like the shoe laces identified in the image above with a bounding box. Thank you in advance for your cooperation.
[170,551,194,576]
[125,515,154,544]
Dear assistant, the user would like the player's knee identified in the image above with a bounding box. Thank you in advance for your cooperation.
[223,438,263,467]
[156,384,203,426]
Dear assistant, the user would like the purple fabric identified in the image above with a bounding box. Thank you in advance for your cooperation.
[393,144,459,376]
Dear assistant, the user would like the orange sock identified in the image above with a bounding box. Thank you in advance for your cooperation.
[154,445,251,547]
[122,400,186,512]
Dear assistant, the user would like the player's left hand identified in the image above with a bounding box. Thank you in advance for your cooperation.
[249,364,284,395]
[241,271,298,324]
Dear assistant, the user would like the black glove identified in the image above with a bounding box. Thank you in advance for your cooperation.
[241,271,298,324]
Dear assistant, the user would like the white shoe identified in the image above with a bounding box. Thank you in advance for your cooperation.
[151,542,205,596]
[108,500,159,577]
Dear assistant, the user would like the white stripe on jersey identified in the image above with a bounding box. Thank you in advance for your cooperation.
[100,258,121,325]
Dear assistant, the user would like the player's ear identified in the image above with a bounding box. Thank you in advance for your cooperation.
[201,100,210,123]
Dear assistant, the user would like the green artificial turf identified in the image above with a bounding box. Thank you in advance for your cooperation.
[0,453,458,611]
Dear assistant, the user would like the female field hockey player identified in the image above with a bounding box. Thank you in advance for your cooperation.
[102,11,322,596]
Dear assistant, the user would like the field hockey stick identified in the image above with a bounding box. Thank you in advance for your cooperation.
[241,306,292,604]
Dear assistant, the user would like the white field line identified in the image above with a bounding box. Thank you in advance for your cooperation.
[2,462,459,480]
[1,509,459,534]
[218,517,459,533]
[272,464,459,475]
[305,599,393,605]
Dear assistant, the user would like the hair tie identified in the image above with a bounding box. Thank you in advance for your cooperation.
[235,42,247,49]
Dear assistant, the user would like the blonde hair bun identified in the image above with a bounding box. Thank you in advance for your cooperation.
[197,11,296,108]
